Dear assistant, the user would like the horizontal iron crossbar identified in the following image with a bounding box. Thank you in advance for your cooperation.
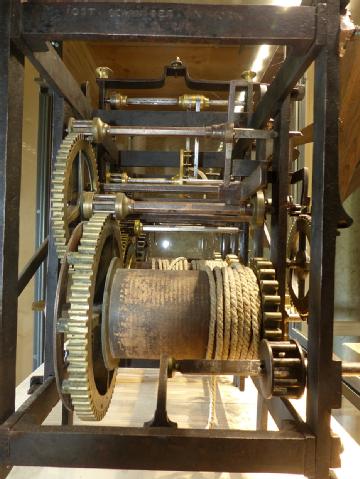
[21,3,316,47]
[0,424,315,474]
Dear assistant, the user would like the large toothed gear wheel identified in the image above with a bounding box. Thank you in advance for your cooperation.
[287,214,311,318]
[250,258,283,341]
[64,213,122,421]
[51,133,99,259]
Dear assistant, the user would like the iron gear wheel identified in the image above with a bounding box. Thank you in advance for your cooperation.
[250,257,283,341]
[259,339,306,399]
[51,133,99,259]
[63,212,122,420]
[287,214,311,318]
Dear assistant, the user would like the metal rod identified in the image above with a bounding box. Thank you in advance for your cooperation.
[18,237,49,296]
[104,182,221,195]
[106,97,245,108]
[107,125,275,139]
[44,92,64,380]
[142,225,239,234]
[110,174,223,186]
[173,359,262,376]
[126,97,178,106]
[341,362,360,377]
[129,201,252,218]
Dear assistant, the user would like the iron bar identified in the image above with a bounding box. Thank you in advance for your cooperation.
[17,41,91,119]
[173,359,261,376]
[270,97,290,318]
[2,377,58,430]
[1,425,315,474]
[33,86,53,369]
[43,92,64,379]
[306,1,349,478]
[21,3,316,47]
[0,1,25,425]
[142,225,239,234]
[17,238,49,297]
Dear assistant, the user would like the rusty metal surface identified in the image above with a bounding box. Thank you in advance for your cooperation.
[21,3,316,47]
[105,269,210,359]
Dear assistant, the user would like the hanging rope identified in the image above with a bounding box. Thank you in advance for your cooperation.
[199,261,261,428]
[150,255,261,429]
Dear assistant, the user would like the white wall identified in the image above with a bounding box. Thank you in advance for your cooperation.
[17,59,39,384]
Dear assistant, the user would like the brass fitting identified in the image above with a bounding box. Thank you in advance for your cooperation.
[133,220,143,236]
[91,117,109,143]
[178,94,210,110]
[81,191,95,220]
[241,70,256,82]
[114,193,133,220]
[251,190,265,227]
[119,172,129,183]
[67,117,76,133]
[107,92,128,109]
[96,66,113,79]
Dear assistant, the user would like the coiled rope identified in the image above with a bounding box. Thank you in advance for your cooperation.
[193,258,261,428]
[151,255,261,428]
[151,257,189,270]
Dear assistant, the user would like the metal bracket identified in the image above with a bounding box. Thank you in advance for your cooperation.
[98,59,248,92]
[27,375,44,395]
[144,356,177,428]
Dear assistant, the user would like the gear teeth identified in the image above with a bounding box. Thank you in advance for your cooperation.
[65,213,120,421]
[287,214,311,318]
[50,133,99,260]
[251,257,283,341]
[136,233,148,262]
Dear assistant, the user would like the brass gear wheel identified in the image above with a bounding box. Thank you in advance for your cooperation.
[51,133,99,259]
[250,257,283,341]
[63,212,122,421]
